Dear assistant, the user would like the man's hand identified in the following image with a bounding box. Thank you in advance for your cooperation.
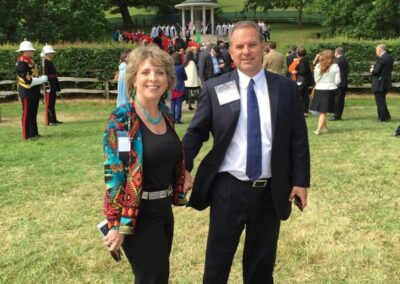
[289,186,308,210]
[103,229,125,252]
[184,170,194,193]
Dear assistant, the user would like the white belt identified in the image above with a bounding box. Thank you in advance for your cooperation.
[142,186,173,200]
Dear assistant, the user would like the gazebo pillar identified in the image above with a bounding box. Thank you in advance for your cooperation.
[181,9,185,33]
[211,8,215,35]
[190,6,194,32]
[202,6,206,34]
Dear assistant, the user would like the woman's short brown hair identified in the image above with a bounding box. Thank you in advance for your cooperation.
[125,44,175,96]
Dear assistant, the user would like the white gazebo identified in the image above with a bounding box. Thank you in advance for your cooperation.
[174,0,221,35]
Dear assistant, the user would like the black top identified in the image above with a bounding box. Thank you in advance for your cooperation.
[140,119,182,192]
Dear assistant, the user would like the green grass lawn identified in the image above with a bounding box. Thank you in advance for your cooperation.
[0,95,399,283]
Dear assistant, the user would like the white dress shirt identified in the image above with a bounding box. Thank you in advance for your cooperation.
[219,68,272,180]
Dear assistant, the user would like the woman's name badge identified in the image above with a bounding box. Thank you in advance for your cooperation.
[117,131,130,162]
[214,81,240,105]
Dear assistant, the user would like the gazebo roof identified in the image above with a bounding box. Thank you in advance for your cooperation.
[175,0,220,9]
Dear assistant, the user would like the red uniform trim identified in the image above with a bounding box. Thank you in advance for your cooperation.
[45,91,49,125]
[22,98,28,140]
[17,55,33,65]
[47,74,57,78]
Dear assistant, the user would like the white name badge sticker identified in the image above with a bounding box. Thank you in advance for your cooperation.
[215,80,240,105]
[117,133,130,152]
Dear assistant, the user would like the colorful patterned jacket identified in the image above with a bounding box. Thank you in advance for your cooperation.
[103,101,187,235]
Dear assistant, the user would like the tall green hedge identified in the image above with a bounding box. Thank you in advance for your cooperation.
[300,37,400,86]
[0,42,135,81]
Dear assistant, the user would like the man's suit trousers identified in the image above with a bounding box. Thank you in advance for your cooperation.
[204,173,281,284]
[374,91,391,121]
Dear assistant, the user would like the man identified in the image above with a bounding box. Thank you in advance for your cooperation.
[263,41,284,74]
[42,44,62,126]
[371,44,394,122]
[16,40,48,140]
[330,47,349,121]
[219,41,233,73]
[183,21,310,283]
[293,47,314,116]
[198,41,213,82]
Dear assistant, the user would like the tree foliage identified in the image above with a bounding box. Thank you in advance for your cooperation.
[321,0,400,39]
[244,0,314,24]
[108,0,181,29]
[0,0,108,43]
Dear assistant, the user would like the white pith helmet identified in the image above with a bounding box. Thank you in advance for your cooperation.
[16,39,36,52]
[42,44,56,54]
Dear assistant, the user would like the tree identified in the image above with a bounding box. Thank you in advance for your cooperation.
[108,0,181,29]
[322,0,400,39]
[244,0,314,25]
[0,0,108,42]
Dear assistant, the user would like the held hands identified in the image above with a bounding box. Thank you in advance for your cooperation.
[289,186,308,211]
[103,229,125,252]
[184,170,194,193]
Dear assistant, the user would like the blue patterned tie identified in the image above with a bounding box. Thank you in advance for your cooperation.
[246,79,262,182]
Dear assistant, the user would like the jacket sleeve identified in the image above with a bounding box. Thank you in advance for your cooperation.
[334,65,341,86]
[182,82,213,172]
[103,111,127,232]
[371,58,383,76]
[290,82,310,187]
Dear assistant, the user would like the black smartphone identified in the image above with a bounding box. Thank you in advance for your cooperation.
[294,196,303,211]
[97,220,123,262]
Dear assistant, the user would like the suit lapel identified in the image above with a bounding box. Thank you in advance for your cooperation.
[265,70,278,138]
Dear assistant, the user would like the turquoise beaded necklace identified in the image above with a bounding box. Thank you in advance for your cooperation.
[134,97,162,125]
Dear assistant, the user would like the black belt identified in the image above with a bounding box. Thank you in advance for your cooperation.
[243,178,271,188]
[222,173,271,188]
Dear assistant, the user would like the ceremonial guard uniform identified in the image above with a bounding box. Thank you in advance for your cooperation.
[16,40,48,140]
[42,45,61,125]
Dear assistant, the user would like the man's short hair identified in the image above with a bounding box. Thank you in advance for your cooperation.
[335,47,345,55]
[268,41,277,49]
[377,44,386,52]
[296,47,306,57]
[230,21,264,44]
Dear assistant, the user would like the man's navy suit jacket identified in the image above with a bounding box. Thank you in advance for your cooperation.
[182,69,310,220]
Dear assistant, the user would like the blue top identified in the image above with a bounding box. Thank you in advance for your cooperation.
[174,64,187,91]
[117,62,128,107]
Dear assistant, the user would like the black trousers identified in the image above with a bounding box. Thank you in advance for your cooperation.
[21,95,40,140]
[333,87,347,119]
[374,91,391,121]
[298,84,310,114]
[204,173,281,284]
[45,91,57,124]
[122,197,174,284]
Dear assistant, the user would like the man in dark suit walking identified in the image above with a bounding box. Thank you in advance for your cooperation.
[182,21,310,283]
[371,44,394,122]
[330,47,349,121]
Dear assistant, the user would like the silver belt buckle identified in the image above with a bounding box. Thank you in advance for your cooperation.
[159,190,167,198]
[252,179,267,188]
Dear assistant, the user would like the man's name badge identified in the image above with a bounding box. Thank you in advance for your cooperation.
[215,80,240,105]
[117,131,130,162]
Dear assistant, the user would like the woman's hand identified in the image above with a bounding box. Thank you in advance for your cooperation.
[184,169,193,193]
[103,229,125,252]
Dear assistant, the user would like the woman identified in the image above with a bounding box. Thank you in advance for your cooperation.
[170,52,187,124]
[116,49,132,107]
[102,45,189,283]
[184,50,201,110]
[310,49,341,135]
